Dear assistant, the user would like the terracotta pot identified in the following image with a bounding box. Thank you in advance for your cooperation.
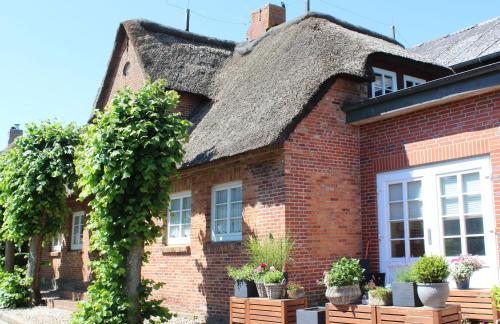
[325,285,362,305]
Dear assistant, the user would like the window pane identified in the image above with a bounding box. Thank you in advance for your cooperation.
[463,194,481,214]
[408,201,422,219]
[462,172,480,193]
[409,220,424,238]
[441,197,459,216]
[440,176,457,196]
[405,80,414,88]
[410,239,425,257]
[390,202,403,220]
[444,237,462,256]
[182,197,192,210]
[391,240,405,258]
[182,225,190,238]
[230,202,242,218]
[216,190,227,204]
[407,181,421,200]
[467,237,485,255]
[389,183,403,201]
[230,219,242,233]
[215,205,227,220]
[384,75,394,92]
[170,199,180,211]
[231,187,242,202]
[169,225,180,238]
[215,220,227,234]
[170,211,180,224]
[443,218,461,236]
[182,210,191,224]
[465,216,484,235]
[374,74,383,96]
[390,221,404,239]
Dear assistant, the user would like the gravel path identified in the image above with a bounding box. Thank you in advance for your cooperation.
[0,306,73,324]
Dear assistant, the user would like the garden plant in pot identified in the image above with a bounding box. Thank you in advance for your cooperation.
[368,287,392,306]
[253,263,268,298]
[413,255,450,308]
[391,267,422,307]
[323,257,364,305]
[227,264,258,298]
[450,255,483,289]
[262,266,286,299]
[287,283,305,299]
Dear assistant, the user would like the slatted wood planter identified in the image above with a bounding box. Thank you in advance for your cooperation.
[447,289,499,322]
[377,305,461,324]
[327,303,377,324]
[230,297,307,324]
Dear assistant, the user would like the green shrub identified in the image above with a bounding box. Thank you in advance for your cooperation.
[368,287,391,298]
[245,234,294,271]
[0,268,32,309]
[395,267,416,283]
[326,257,364,287]
[227,264,255,282]
[262,270,284,284]
[492,285,500,311]
[287,283,303,291]
[413,256,450,283]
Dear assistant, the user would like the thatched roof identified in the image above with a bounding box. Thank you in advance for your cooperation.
[97,13,452,168]
[411,17,500,67]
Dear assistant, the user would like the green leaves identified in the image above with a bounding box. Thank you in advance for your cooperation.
[327,257,364,287]
[412,255,450,284]
[72,80,189,323]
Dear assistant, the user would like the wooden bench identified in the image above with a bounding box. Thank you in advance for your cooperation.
[230,297,307,324]
[327,303,377,324]
[377,305,460,324]
[447,289,499,322]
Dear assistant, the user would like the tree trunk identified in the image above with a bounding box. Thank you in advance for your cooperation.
[4,240,15,273]
[27,234,42,305]
[125,237,144,324]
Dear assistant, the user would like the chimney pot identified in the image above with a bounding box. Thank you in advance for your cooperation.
[246,4,286,41]
[8,124,22,145]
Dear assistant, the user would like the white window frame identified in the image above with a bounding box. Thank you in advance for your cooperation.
[52,233,63,252]
[211,181,243,242]
[371,67,397,98]
[167,191,192,245]
[71,211,85,250]
[403,75,426,88]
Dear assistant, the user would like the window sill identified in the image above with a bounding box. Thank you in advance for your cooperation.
[206,241,242,253]
[49,251,61,257]
[161,245,190,255]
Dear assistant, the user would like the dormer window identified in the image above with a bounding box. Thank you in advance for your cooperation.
[372,67,397,98]
[404,75,426,88]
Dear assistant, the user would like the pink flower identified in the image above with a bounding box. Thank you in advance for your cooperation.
[270,266,276,272]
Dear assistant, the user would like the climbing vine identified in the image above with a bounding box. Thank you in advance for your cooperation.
[73,80,191,323]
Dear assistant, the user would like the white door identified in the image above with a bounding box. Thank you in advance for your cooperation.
[377,156,498,287]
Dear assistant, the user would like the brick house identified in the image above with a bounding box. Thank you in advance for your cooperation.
[40,4,500,322]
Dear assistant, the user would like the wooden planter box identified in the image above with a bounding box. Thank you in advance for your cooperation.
[377,305,460,324]
[230,297,307,324]
[326,303,377,324]
[447,289,499,322]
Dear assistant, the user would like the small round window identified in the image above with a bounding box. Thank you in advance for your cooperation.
[122,62,130,76]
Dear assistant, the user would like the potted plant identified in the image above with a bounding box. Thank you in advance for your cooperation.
[262,266,286,299]
[253,263,268,298]
[227,264,258,298]
[392,267,422,307]
[287,283,305,299]
[368,287,392,306]
[450,255,483,289]
[323,257,364,305]
[413,255,450,308]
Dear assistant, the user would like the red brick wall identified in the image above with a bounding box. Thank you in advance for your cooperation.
[359,90,500,271]
[283,78,366,303]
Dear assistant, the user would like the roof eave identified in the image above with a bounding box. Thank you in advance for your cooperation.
[343,62,500,125]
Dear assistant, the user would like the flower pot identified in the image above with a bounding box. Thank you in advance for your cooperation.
[288,287,305,299]
[417,282,450,308]
[265,283,286,299]
[392,282,422,307]
[234,280,258,298]
[256,282,268,298]
[296,307,326,324]
[455,278,470,290]
[368,292,392,306]
[325,285,362,305]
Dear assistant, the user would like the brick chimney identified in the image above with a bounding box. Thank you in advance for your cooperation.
[246,4,286,41]
[8,124,22,145]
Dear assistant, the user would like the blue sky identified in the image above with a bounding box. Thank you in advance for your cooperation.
[0,0,498,146]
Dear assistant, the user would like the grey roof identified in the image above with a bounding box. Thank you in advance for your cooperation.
[98,13,452,168]
[411,17,500,67]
